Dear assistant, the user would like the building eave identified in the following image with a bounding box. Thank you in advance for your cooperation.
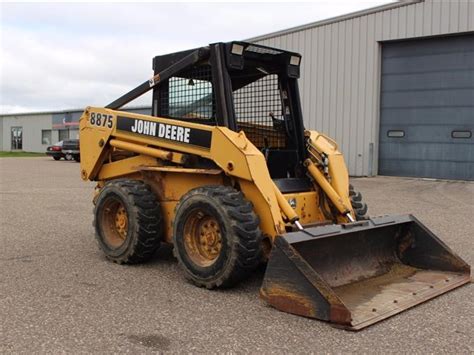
[247,0,423,43]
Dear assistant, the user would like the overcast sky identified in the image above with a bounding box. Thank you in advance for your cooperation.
[0,1,394,114]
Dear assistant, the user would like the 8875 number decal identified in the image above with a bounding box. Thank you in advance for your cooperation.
[90,112,113,128]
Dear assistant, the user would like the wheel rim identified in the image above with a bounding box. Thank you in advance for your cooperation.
[183,210,222,267]
[100,197,128,248]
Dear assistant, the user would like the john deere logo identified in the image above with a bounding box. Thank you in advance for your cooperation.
[116,116,212,149]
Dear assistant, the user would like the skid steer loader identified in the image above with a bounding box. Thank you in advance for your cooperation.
[79,41,470,330]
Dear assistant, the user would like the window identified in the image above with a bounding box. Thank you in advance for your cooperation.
[233,74,283,127]
[70,129,79,139]
[387,130,405,138]
[11,127,23,150]
[160,65,215,121]
[58,129,69,141]
[451,130,471,139]
[232,73,287,149]
[42,130,52,145]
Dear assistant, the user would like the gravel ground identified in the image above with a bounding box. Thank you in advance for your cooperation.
[1,157,473,353]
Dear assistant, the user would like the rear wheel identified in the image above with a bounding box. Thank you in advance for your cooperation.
[94,179,162,264]
[349,184,368,220]
[173,186,262,289]
[53,156,60,161]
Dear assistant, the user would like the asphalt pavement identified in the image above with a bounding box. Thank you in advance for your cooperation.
[1,157,473,353]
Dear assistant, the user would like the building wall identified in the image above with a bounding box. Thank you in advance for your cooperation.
[0,117,3,150]
[253,0,474,176]
[1,113,52,152]
[0,107,151,153]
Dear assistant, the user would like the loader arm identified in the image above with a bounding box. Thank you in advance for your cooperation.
[304,130,355,222]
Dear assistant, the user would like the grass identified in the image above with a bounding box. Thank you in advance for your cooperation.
[0,151,46,157]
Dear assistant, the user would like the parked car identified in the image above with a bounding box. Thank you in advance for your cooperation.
[46,139,80,161]
[62,139,80,162]
[46,141,64,160]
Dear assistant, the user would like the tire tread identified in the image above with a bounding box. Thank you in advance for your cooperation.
[94,179,162,264]
[173,185,262,289]
[349,184,369,220]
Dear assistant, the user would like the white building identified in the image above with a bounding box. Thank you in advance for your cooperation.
[0,107,151,152]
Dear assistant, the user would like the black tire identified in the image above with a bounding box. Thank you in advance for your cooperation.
[349,184,368,220]
[94,179,162,264]
[53,156,60,161]
[74,155,80,163]
[173,185,262,289]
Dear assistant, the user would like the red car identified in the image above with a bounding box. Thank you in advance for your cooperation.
[46,141,65,160]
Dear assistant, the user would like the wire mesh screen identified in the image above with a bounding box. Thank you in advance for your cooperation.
[232,74,287,148]
[160,65,215,121]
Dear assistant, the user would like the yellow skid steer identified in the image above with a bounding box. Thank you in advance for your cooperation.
[79,42,470,330]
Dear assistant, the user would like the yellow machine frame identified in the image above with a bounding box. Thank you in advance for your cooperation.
[80,107,354,243]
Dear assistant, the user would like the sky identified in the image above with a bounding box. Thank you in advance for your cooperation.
[0,1,394,114]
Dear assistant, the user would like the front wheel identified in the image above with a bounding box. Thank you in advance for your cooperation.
[94,179,163,264]
[173,186,262,289]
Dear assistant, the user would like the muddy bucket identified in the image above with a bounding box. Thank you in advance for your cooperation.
[260,215,471,330]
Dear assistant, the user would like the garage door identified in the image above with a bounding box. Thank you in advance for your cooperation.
[379,34,474,180]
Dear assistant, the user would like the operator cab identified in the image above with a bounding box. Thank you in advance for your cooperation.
[149,42,308,189]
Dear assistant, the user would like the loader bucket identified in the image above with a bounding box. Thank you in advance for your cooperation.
[260,215,471,330]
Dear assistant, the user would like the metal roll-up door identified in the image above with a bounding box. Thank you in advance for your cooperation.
[379,34,474,180]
